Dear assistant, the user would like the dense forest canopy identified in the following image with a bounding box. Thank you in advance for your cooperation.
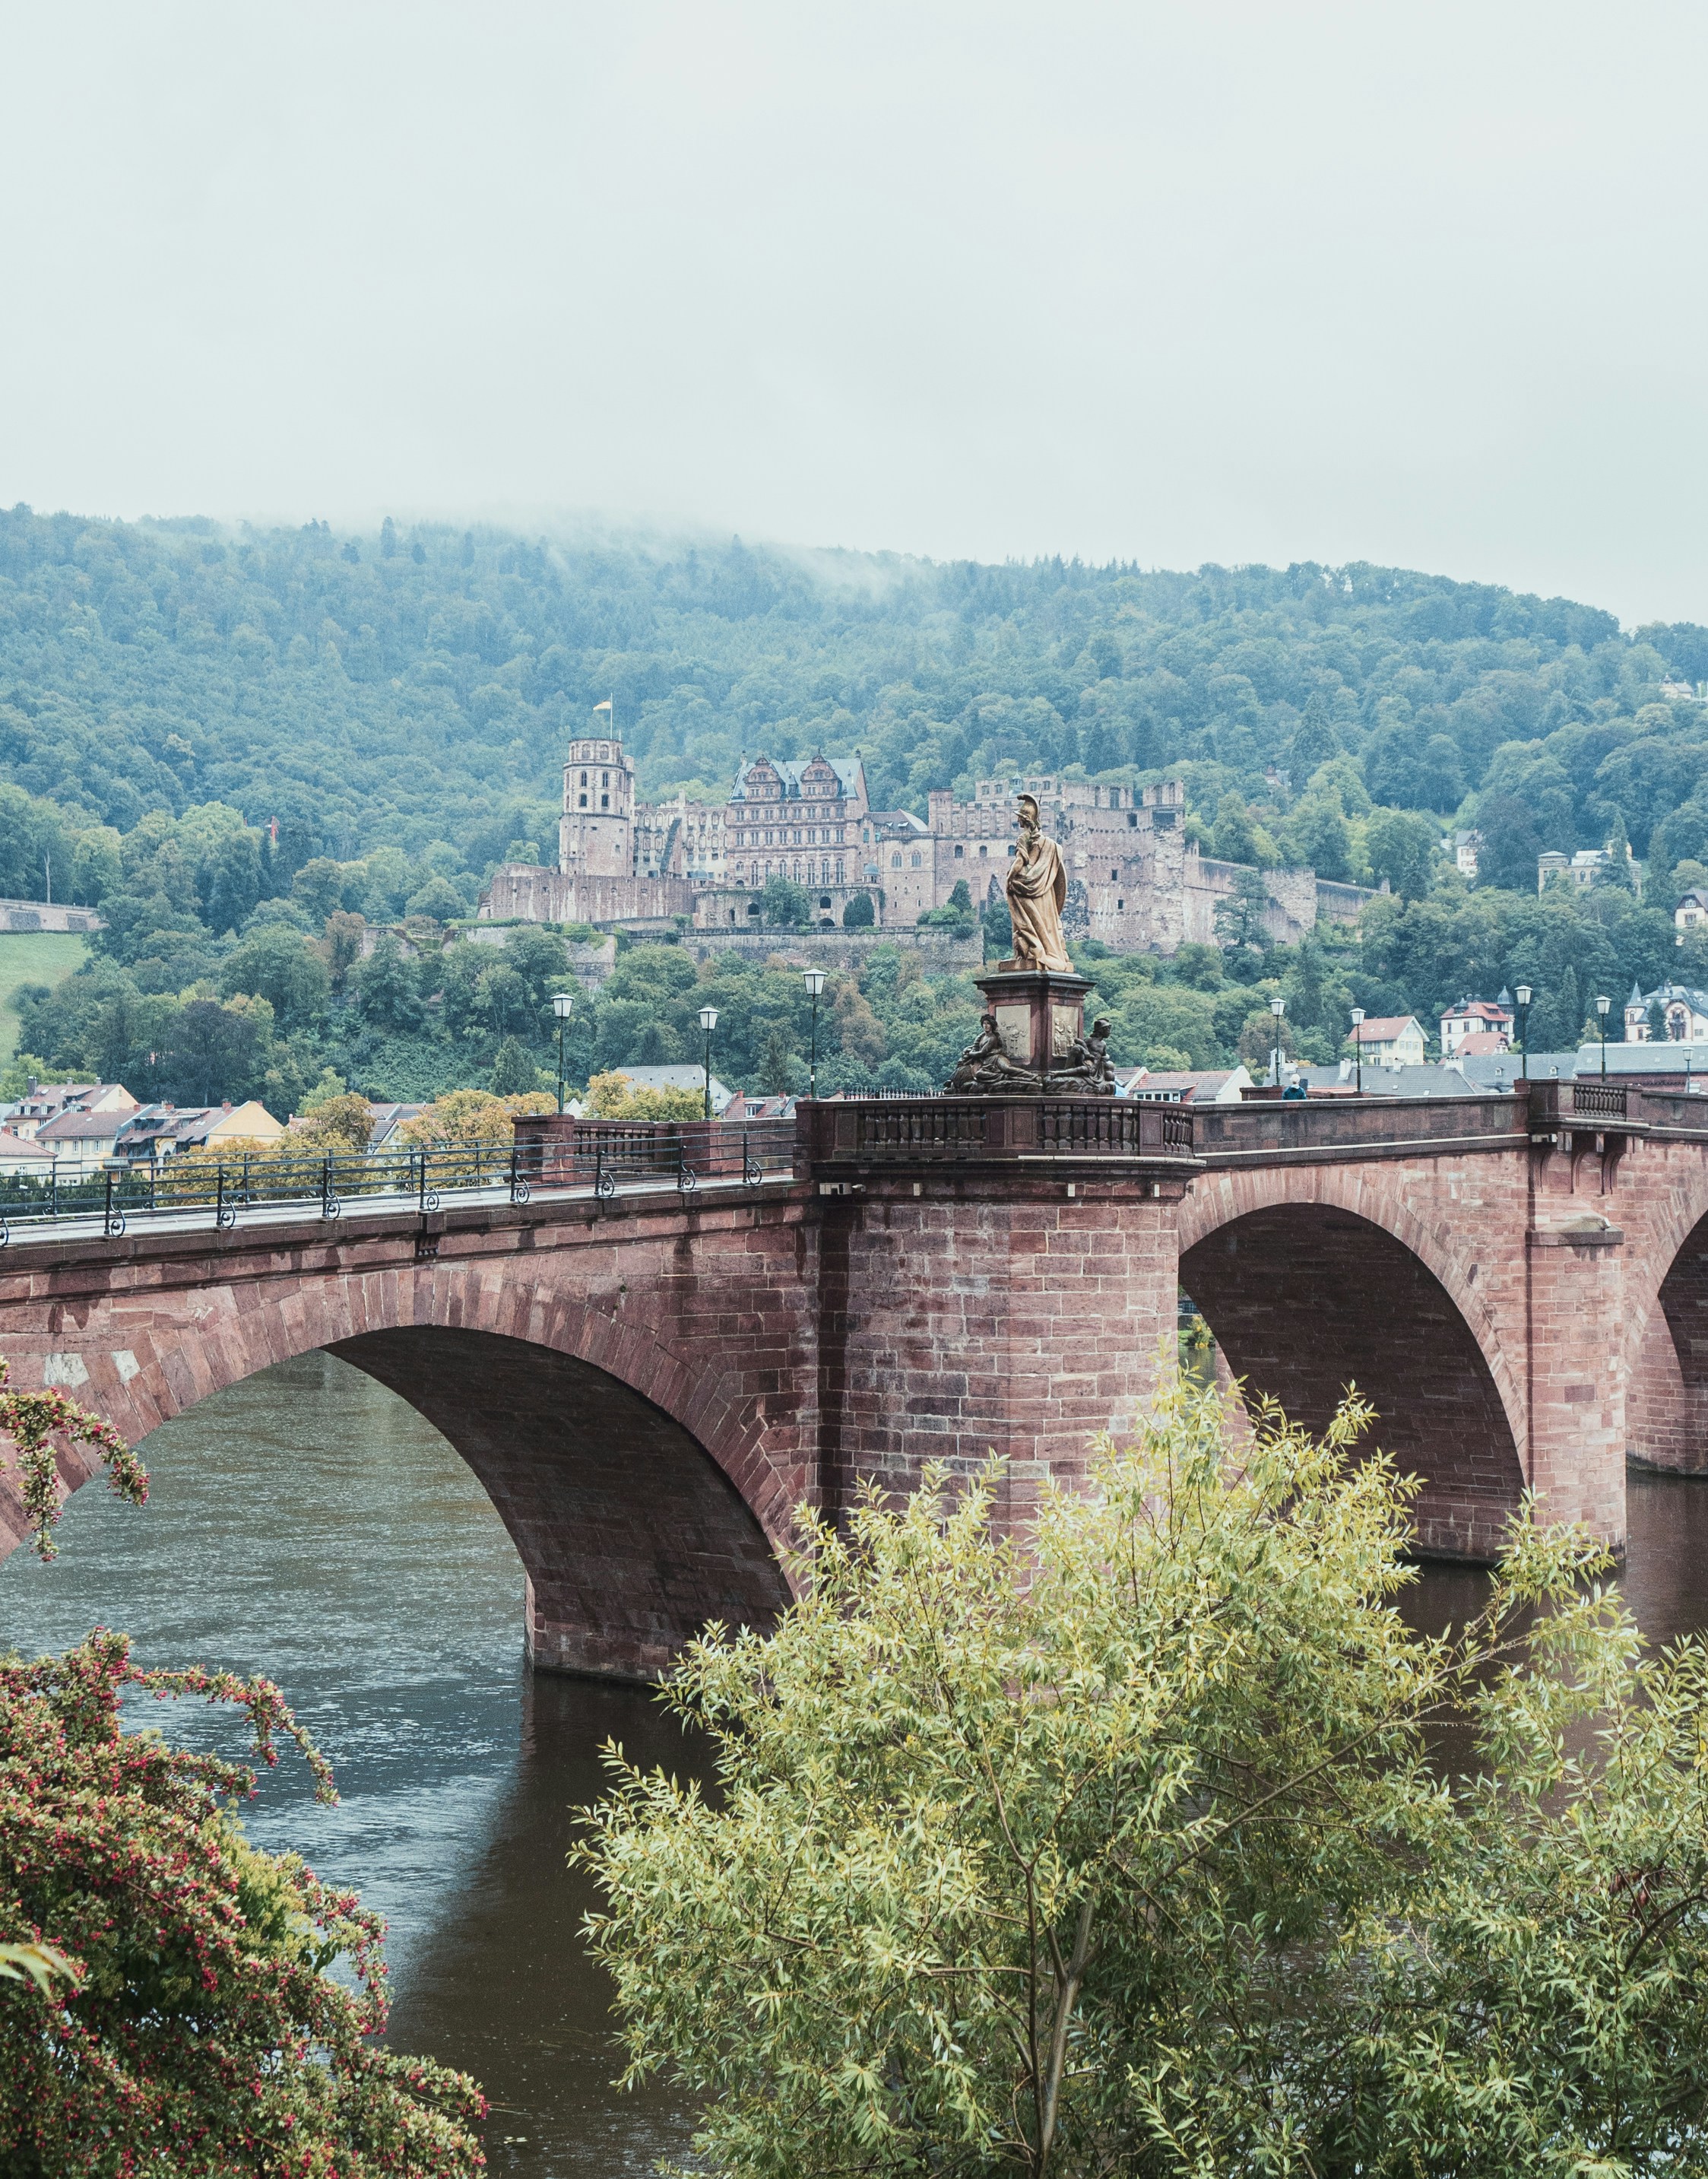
[8,502,1708,1112]
[8,500,1708,867]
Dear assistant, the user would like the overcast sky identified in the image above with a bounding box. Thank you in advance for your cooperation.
[4,3,1706,624]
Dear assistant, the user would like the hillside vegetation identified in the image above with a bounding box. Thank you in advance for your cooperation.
[7,504,1708,1107]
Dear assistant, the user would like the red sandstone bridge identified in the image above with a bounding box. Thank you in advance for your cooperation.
[2,1080,1705,1679]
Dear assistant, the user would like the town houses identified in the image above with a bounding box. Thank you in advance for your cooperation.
[1624,981,1708,1044]
[1440,994,1514,1057]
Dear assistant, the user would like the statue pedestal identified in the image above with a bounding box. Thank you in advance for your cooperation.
[979,968,1092,1076]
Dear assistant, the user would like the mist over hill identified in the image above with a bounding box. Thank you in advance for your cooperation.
[8,503,1708,883]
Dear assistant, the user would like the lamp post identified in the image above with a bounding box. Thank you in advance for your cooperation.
[699,1004,718,1121]
[1515,985,1532,1081]
[1269,994,1286,1087]
[1349,1006,1364,1095]
[1596,992,1611,1077]
[801,969,825,1099]
[551,991,574,1114]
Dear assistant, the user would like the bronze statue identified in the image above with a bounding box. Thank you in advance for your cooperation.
[1049,1016,1114,1093]
[948,1010,1031,1093]
[1005,794,1073,974]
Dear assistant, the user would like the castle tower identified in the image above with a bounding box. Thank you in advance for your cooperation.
[559,701,635,878]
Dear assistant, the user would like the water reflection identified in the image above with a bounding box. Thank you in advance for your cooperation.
[8,1351,1708,2177]
[0,1350,704,2178]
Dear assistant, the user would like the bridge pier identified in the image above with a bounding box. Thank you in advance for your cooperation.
[1525,1216,1628,1544]
[816,1173,1185,1530]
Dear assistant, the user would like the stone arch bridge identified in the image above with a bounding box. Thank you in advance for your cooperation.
[3,1081,1707,1678]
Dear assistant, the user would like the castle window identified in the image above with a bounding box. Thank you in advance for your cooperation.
[600,795,610,809]
[1117,899,1124,910]
[979,843,987,856]
[954,844,964,858]
[601,772,609,787]
[579,771,588,785]
[911,852,922,868]
[1128,812,1138,827]
[578,794,588,808]
[891,852,902,869]
[1111,868,1117,880]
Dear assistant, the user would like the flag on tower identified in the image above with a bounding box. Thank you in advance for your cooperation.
[593,699,613,717]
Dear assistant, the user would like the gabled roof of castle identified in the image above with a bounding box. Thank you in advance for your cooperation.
[730,754,864,802]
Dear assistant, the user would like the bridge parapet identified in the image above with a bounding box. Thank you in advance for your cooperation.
[1193,1089,1527,1163]
[799,1095,1197,1168]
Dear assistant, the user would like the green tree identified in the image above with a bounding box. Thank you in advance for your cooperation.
[68,826,122,907]
[197,827,262,934]
[219,926,331,1034]
[1363,806,1439,899]
[499,923,572,1032]
[1211,791,1260,864]
[1237,1005,1295,1071]
[1212,865,1272,953]
[1286,792,1353,880]
[322,908,366,990]
[1286,691,1339,779]
[842,892,876,928]
[490,1036,541,1094]
[404,875,467,922]
[350,934,424,1035]
[1475,791,1545,893]
[292,856,347,930]
[582,1375,1708,2177]
[1599,807,1637,893]
[760,1024,796,1093]
[919,877,975,930]
[762,875,811,928]
[295,1090,376,1152]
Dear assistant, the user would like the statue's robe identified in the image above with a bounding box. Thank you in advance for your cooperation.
[1006,834,1073,972]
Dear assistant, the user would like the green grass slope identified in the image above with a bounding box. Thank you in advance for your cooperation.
[0,932,87,1062]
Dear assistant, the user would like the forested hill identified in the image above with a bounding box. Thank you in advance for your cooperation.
[8,502,1708,885]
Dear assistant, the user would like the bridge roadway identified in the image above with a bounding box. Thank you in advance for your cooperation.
[3,1080,1707,1679]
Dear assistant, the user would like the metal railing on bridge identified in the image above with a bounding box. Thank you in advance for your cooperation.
[0,1119,797,1245]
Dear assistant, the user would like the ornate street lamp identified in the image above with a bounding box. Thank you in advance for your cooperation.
[1515,985,1532,1081]
[1596,992,1611,1078]
[1269,994,1286,1086]
[699,1004,719,1121]
[551,991,574,1115]
[801,969,825,1099]
[1349,1006,1364,1095]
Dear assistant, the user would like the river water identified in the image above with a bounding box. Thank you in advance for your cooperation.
[5,1352,1708,2176]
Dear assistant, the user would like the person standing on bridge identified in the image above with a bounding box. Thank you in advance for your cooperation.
[1005,793,1073,974]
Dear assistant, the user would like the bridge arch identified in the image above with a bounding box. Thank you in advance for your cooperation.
[1177,1170,1526,1559]
[2,1261,803,1678]
[1621,1153,1708,1475]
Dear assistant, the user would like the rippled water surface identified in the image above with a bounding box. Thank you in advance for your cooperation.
[8,1356,1708,2177]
